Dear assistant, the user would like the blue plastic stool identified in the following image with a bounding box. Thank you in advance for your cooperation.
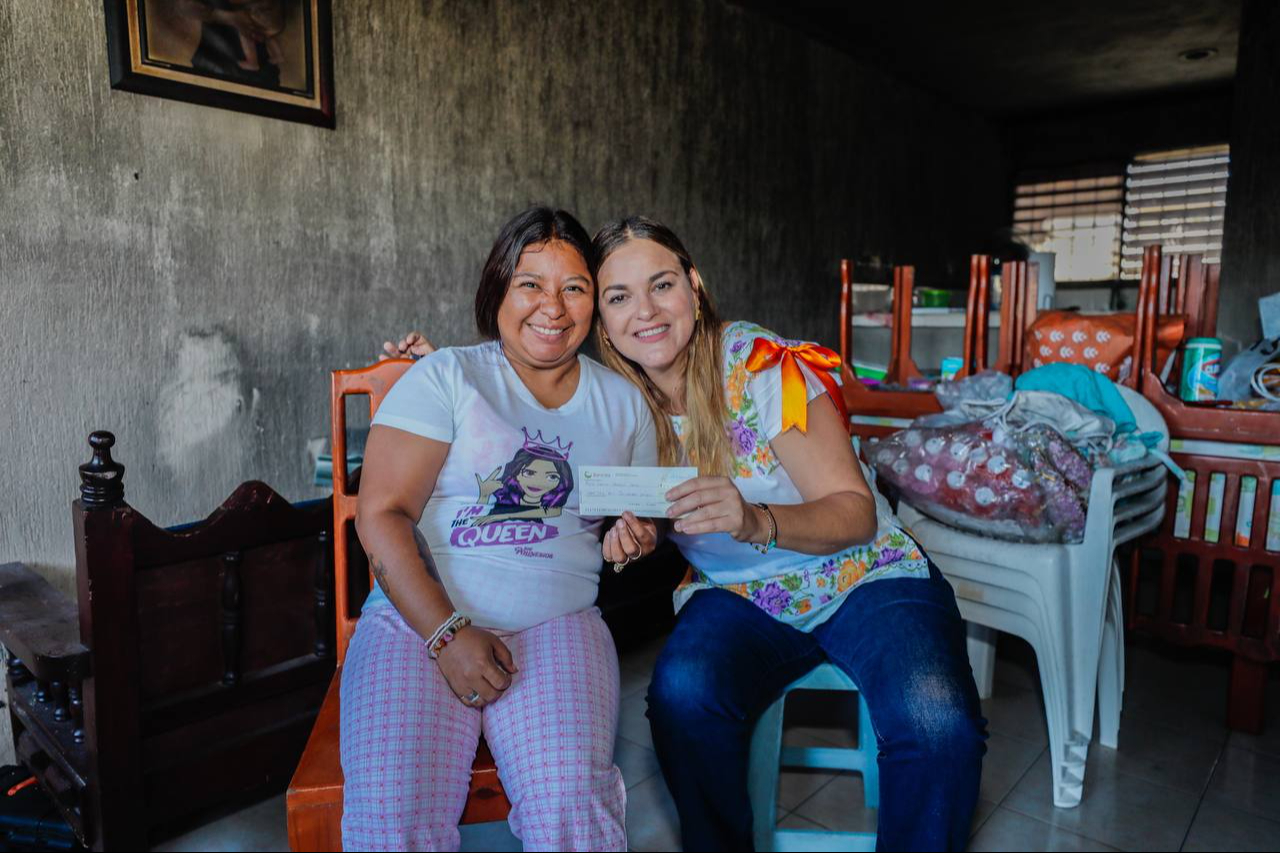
[747,662,879,852]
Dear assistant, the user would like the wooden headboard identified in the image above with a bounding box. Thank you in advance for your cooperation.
[5,431,334,850]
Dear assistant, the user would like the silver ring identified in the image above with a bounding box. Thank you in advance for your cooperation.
[465,690,482,706]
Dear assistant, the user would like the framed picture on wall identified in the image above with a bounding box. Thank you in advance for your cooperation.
[103,0,335,128]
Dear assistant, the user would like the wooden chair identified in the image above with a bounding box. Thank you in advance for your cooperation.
[286,359,511,852]
[1126,244,1280,734]
[2,432,334,851]
[990,259,1039,377]
[1130,245,1272,440]
[839,256,993,439]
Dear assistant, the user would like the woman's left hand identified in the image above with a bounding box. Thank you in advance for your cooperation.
[379,331,436,362]
[602,511,658,564]
[665,476,764,543]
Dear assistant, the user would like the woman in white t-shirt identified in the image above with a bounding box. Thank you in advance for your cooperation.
[589,217,987,853]
[344,207,656,852]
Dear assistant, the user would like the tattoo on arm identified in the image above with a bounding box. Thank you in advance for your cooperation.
[369,530,439,603]
[370,556,392,598]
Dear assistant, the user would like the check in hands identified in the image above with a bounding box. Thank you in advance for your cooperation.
[601,475,766,569]
[665,476,765,543]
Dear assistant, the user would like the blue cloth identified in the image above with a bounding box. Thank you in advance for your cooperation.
[1014,363,1137,433]
[646,560,987,852]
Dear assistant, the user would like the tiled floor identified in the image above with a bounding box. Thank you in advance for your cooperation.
[154,632,1280,852]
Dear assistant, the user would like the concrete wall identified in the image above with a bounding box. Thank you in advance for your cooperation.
[0,0,1006,760]
[1220,0,1280,349]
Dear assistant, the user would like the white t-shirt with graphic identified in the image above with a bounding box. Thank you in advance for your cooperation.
[364,341,658,632]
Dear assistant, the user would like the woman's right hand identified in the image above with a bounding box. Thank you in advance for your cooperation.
[602,511,658,565]
[379,331,436,361]
[435,626,518,707]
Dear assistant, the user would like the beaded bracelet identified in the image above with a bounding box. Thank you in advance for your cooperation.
[426,611,471,659]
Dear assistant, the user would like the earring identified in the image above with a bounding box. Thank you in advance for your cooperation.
[694,299,702,324]
[601,333,615,350]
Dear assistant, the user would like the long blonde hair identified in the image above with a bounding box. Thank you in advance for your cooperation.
[591,217,734,477]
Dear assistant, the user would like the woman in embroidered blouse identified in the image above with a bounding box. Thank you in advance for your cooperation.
[588,217,986,853]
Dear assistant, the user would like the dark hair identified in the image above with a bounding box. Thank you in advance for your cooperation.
[474,206,595,339]
[590,215,694,279]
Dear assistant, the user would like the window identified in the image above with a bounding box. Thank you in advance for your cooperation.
[1119,144,1229,278]
[1011,144,1229,282]
[1012,165,1126,282]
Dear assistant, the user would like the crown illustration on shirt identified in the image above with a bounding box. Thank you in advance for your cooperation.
[521,427,573,461]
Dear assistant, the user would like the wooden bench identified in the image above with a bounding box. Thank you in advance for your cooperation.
[1127,245,1280,733]
[1,431,335,851]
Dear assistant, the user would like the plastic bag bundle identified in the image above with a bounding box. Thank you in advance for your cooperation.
[933,370,1012,410]
[870,422,1091,543]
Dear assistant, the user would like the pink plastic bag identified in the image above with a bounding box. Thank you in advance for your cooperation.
[869,422,1090,543]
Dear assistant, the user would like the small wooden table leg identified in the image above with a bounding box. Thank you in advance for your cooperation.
[1227,655,1268,734]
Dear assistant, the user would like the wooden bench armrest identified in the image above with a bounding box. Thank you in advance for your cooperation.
[0,562,90,683]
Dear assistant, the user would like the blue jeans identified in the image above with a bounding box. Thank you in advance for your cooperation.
[646,561,986,852]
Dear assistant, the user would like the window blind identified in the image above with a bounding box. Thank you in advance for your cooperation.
[1120,144,1229,277]
[1011,167,1125,282]
[1010,144,1229,282]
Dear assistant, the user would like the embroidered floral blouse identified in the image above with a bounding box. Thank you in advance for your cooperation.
[669,321,929,630]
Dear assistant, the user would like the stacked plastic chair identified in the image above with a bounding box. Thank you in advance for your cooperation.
[897,384,1168,808]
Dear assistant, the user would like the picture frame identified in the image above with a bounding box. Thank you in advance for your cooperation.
[103,0,335,128]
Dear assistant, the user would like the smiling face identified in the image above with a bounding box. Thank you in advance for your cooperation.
[596,239,699,376]
[515,458,561,503]
[496,240,595,371]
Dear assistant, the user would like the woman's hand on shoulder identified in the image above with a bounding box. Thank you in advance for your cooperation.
[379,331,436,362]
[602,511,658,564]
[664,476,765,544]
[435,626,518,707]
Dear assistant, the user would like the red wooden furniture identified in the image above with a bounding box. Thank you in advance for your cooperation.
[3,432,334,851]
[991,259,1039,376]
[839,256,993,439]
[286,360,511,852]
[1126,245,1280,733]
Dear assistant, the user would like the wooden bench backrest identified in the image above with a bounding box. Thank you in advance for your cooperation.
[68,433,333,850]
[330,359,413,664]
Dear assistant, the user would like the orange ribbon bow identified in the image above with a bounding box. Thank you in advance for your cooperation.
[744,339,850,434]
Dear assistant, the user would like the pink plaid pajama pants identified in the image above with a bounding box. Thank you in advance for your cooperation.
[339,605,626,852]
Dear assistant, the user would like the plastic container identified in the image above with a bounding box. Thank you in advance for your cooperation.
[917,288,950,308]
[1179,337,1222,401]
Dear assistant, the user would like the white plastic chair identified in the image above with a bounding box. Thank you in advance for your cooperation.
[895,385,1169,808]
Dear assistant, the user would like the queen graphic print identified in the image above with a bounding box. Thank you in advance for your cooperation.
[449,427,574,549]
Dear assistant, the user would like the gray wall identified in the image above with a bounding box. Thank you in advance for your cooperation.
[0,0,1006,759]
[1220,0,1280,349]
